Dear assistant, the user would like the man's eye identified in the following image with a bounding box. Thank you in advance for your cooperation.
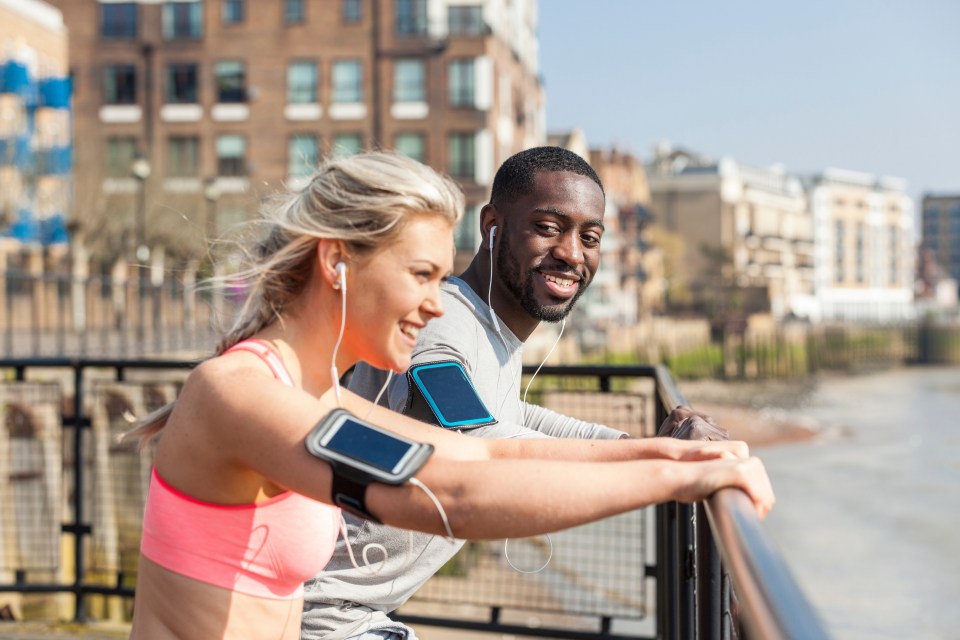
[582,234,601,246]
[536,224,560,235]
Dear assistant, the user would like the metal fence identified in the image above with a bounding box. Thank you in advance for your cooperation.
[0,358,829,639]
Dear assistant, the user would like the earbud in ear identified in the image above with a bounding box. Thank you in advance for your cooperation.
[333,261,347,290]
[489,226,497,250]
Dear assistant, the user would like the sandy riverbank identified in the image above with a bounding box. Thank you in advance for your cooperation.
[678,377,829,447]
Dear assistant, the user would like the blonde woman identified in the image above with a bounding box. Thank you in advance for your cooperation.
[125,151,773,639]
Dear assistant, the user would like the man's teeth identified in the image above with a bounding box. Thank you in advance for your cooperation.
[401,324,419,338]
[544,274,575,287]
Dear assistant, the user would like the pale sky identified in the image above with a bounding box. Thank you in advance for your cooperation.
[538,1,960,203]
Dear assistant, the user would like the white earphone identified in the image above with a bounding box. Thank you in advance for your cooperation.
[487,226,500,332]
[331,261,348,405]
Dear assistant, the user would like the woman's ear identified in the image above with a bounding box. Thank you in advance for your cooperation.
[316,238,348,290]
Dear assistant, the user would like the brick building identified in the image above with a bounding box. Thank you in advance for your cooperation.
[48,0,544,267]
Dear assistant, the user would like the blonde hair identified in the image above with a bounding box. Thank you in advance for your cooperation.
[125,151,464,447]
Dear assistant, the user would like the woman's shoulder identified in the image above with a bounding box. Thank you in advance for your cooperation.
[181,350,277,405]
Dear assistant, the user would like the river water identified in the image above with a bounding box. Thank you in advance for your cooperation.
[757,365,960,639]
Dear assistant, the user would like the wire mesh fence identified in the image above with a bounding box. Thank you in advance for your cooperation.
[0,361,667,637]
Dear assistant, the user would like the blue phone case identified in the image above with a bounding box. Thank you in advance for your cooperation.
[407,360,496,429]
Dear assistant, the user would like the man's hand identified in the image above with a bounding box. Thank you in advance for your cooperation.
[657,405,728,441]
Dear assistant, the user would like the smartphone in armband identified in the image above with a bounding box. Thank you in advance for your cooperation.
[304,408,434,521]
[407,360,497,429]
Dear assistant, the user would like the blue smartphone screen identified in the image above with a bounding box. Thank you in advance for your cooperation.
[411,362,493,426]
[326,418,413,472]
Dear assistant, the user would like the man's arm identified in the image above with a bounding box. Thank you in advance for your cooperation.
[520,402,626,439]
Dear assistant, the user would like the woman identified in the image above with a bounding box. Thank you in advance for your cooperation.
[126,151,773,639]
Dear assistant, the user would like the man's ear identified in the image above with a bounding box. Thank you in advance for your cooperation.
[316,238,349,289]
[479,204,498,250]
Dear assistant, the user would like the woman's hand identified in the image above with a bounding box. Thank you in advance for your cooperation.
[678,456,776,519]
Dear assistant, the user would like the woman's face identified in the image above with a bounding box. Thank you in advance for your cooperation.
[344,214,454,372]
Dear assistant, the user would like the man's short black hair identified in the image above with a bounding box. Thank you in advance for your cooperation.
[489,146,604,207]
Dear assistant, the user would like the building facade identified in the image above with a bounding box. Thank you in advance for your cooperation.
[809,169,915,322]
[48,0,544,266]
[921,193,960,293]
[0,0,71,248]
[647,147,814,321]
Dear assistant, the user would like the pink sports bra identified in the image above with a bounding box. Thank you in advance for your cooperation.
[140,339,341,600]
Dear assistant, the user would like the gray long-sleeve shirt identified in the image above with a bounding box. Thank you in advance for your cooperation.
[301,277,625,640]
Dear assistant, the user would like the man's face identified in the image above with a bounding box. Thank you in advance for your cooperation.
[494,171,605,323]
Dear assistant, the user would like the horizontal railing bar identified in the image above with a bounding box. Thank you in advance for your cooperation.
[392,613,653,640]
[705,488,831,639]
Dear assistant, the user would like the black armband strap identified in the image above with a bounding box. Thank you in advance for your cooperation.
[331,473,381,523]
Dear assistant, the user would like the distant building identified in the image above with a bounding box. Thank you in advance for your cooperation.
[647,146,814,321]
[809,169,915,322]
[915,246,958,312]
[47,0,544,266]
[921,193,960,294]
[0,0,71,247]
[588,146,663,322]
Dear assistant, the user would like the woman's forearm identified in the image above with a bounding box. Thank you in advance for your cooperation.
[367,454,774,539]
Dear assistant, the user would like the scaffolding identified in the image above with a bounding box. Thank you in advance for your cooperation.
[0,55,71,246]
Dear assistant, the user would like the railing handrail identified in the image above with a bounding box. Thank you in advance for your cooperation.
[705,489,830,639]
[529,363,831,639]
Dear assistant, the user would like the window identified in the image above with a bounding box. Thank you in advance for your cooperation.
[287,61,318,104]
[165,63,198,104]
[106,137,137,177]
[289,135,319,177]
[163,1,203,39]
[393,59,425,103]
[216,134,246,176]
[332,60,363,103]
[889,227,899,285]
[285,0,305,24]
[223,0,244,24]
[342,0,362,22]
[396,0,427,34]
[103,64,137,105]
[448,59,475,106]
[834,220,845,284]
[394,133,425,163]
[448,132,475,179]
[332,133,362,158]
[455,204,479,249]
[215,61,246,103]
[101,3,138,38]
[448,6,484,35]
[855,222,865,284]
[167,136,199,177]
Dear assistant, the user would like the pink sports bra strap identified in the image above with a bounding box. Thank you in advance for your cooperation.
[224,339,295,387]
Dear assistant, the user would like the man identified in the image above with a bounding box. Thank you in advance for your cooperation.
[301,146,724,640]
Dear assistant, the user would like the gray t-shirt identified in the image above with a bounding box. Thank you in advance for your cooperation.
[301,277,625,640]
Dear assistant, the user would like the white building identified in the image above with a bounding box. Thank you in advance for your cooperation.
[809,169,915,322]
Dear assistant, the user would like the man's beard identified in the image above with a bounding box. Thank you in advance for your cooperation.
[496,236,587,323]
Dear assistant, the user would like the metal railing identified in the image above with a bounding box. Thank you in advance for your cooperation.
[0,358,830,639]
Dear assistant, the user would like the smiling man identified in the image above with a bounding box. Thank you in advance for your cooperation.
[300,147,723,640]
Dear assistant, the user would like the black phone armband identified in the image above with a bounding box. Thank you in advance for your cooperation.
[304,408,434,522]
[405,360,497,430]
